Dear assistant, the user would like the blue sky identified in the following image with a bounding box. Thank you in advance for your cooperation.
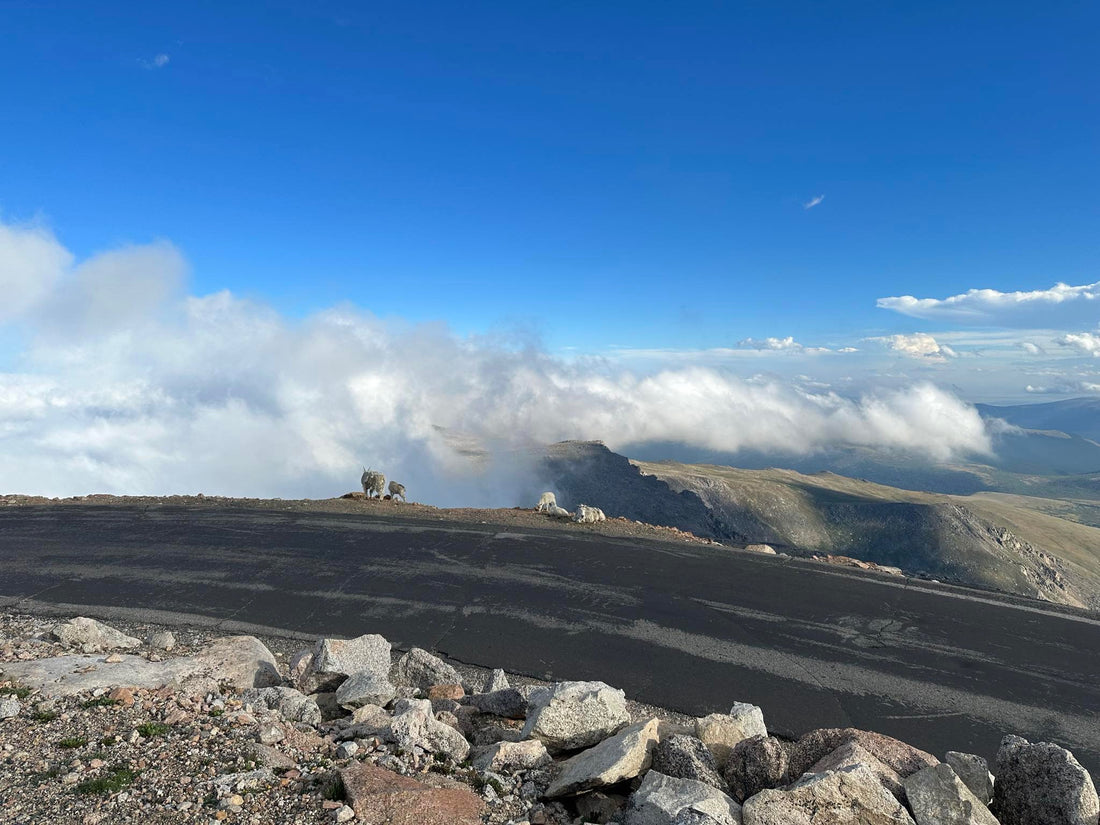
[1,1,1099,495]
[3,1,1096,348]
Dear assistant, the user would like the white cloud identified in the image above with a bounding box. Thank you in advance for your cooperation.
[738,336,803,351]
[1057,332,1100,357]
[1019,342,1043,355]
[864,333,958,362]
[1025,381,1100,395]
[140,53,170,69]
[803,194,825,210]
[0,221,73,322]
[0,223,999,500]
[877,281,1100,327]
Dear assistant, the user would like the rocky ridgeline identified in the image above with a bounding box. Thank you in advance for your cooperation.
[1,614,1097,825]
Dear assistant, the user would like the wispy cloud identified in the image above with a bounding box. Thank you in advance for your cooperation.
[738,336,804,351]
[803,194,825,210]
[1057,331,1100,357]
[139,53,170,70]
[877,281,1100,327]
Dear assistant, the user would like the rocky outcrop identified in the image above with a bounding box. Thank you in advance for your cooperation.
[50,617,141,652]
[993,735,1100,825]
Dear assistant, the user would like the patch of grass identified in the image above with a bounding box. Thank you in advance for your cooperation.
[135,722,170,738]
[0,685,31,699]
[31,710,59,723]
[208,708,224,717]
[81,696,118,708]
[321,773,346,801]
[98,735,118,747]
[58,736,88,749]
[86,749,110,762]
[73,766,137,795]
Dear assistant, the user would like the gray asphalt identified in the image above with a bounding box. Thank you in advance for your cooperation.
[1,504,1098,775]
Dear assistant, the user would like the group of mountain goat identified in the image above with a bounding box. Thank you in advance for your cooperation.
[360,468,406,502]
[357,470,602,523]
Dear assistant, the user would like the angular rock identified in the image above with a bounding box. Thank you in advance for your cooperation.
[695,704,767,769]
[742,765,915,825]
[993,735,1099,825]
[521,680,630,752]
[427,684,464,701]
[249,742,297,769]
[546,718,661,797]
[299,634,390,694]
[335,670,397,710]
[351,703,392,729]
[623,771,742,825]
[463,687,528,719]
[146,630,176,650]
[0,696,20,719]
[724,735,790,803]
[240,686,322,726]
[388,698,470,762]
[1,635,279,696]
[944,752,993,805]
[484,668,510,693]
[340,763,484,825]
[653,735,728,792]
[904,763,998,825]
[673,811,728,825]
[50,617,141,652]
[390,648,462,692]
[471,739,551,773]
[808,741,905,802]
[577,791,628,824]
[787,728,938,779]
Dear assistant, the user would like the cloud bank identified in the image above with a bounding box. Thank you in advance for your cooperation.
[0,222,995,501]
[877,281,1100,327]
[864,333,957,361]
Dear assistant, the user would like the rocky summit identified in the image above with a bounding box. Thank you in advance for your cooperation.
[1,610,1097,825]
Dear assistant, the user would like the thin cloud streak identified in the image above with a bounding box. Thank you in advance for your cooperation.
[803,194,825,210]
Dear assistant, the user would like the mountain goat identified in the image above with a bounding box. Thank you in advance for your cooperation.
[544,503,573,519]
[361,468,385,498]
[536,492,558,512]
[573,504,606,524]
[388,481,406,502]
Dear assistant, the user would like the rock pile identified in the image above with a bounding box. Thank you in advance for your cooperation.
[1,611,1097,825]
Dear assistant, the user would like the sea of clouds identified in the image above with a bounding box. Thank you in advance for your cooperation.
[0,220,994,504]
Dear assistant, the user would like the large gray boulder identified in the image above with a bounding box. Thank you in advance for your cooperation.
[993,735,1099,825]
[653,735,729,792]
[388,698,470,762]
[1,635,279,696]
[50,617,141,652]
[724,735,790,803]
[240,686,322,725]
[521,680,629,752]
[390,647,462,692]
[904,763,998,825]
[335,670,396,710]
[545,718,660,797]
[296,633,390,694]
[623,771,742,825]
[742,765,916,825]
[471,739,551,773]
[695,704,767,769]
[944,752,994,805]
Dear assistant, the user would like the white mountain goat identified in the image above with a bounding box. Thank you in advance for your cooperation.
[536,492,558,512]
[573,504,606,524]
[544,503,573,519]
[361,468,385,498]
[388,481,406,502]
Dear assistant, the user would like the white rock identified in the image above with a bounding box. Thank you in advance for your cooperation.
[808,741,904,802]
[695,704,767,768]
[50,617,141,652]
[744,545,777,555]
[335,804,355,823]
[0,697,20,719]
[146,630,176,650]
[300,634,391,693]
[623,771,742,825]
[904,763,998,825]
[521,680,630,752]
[546,718,661,797]
[742,765,915,825]
[390,648,462,692]
[472,740,551,773]
[388,698,470,762]
[239,686,322,725]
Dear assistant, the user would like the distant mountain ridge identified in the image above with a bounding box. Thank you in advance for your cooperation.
[977,397,1100,443]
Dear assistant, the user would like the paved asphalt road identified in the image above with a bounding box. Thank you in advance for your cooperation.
[1,504,1098,775]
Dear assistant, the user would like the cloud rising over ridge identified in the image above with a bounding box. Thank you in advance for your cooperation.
[0,222,995,502]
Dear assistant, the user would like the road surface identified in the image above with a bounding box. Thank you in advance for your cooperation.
[1,504,1097,774]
